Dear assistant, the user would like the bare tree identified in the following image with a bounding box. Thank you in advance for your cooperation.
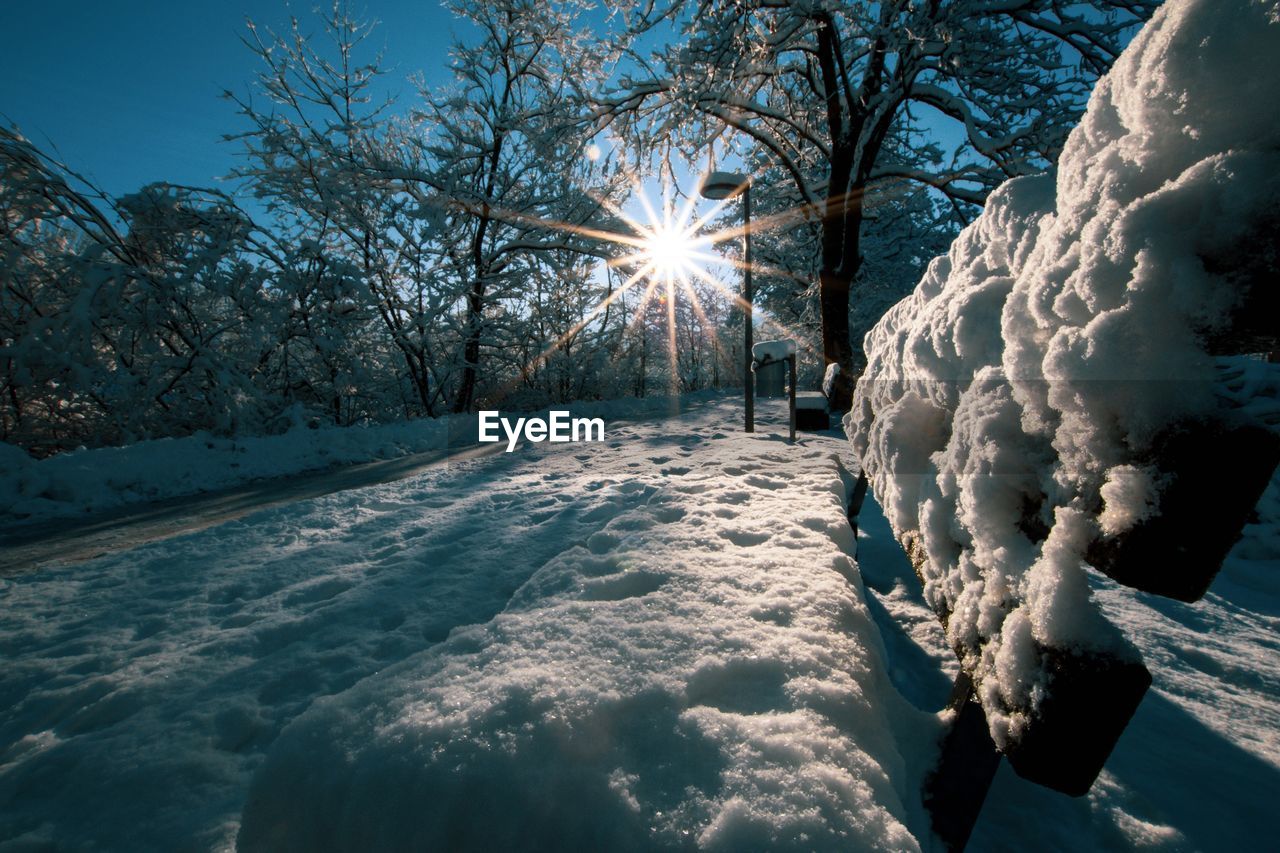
[228,3,447,420]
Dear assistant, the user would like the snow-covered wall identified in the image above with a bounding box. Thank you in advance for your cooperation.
[846,0,1280,750]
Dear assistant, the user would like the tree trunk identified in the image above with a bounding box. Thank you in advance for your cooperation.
[819,268,855,410]
[813,12,864,414]
[818,147,862,413]
[453,279,484,413]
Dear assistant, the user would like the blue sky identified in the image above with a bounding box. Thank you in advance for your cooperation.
[0,1,463,198]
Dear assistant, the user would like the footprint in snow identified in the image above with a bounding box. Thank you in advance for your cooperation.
[743,474,786,490]
[283,578,352,607]
[747,606,794,627]
[586,530,621,554]
[369,544,400,562]
[684,656,789,715]
[718,529,771,547]
[579,570,667,601]
[652,506,687,523]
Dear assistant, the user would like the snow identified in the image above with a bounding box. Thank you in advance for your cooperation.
[751,340,797,364]
[2,392,1277,850]
[0,418,448,525]
[235,402,932,851]
[846,0,1280,748]
[0,392,723,527]
[0,398,936,851]
[822,363,843,399]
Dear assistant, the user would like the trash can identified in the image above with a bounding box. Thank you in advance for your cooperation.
[755,359,786,398]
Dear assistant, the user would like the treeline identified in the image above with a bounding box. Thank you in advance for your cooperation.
[0,5,739,455]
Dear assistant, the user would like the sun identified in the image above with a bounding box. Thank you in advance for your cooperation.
[445,161,826,408]
[507,172,819,400]
[642,224,699,279]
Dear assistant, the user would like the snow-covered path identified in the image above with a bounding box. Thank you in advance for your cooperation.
[2,397,1276,851]
[2,398,934,850]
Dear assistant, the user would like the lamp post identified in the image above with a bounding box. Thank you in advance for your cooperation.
[699,171,754,433]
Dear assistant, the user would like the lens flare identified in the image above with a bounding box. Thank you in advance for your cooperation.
[477,168,834,400]
[643,224,698,279]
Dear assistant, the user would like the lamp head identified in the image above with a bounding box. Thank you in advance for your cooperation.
[698,171,751,200]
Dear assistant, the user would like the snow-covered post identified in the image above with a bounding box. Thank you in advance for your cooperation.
[788,353,796,444]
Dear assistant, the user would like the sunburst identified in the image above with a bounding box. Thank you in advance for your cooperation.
[501,169,827,400]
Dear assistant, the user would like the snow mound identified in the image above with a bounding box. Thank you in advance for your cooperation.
[238,434,934,851]
[846,0,1280,746]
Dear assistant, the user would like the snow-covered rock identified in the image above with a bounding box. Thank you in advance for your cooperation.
[846,0,1280,748]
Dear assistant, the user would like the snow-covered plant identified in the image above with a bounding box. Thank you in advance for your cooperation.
[0,127,276,450]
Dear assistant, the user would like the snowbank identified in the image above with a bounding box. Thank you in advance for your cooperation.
[847,0,1280,747]
[3,398,1275,849]
[237,424,935,851]
[0,418,450,524]
[4,399,940,849]
[0,392,728,526]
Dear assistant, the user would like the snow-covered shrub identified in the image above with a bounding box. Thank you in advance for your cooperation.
[847,0,1280,751]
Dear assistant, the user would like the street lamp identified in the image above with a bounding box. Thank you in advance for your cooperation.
[699,171,754,433]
